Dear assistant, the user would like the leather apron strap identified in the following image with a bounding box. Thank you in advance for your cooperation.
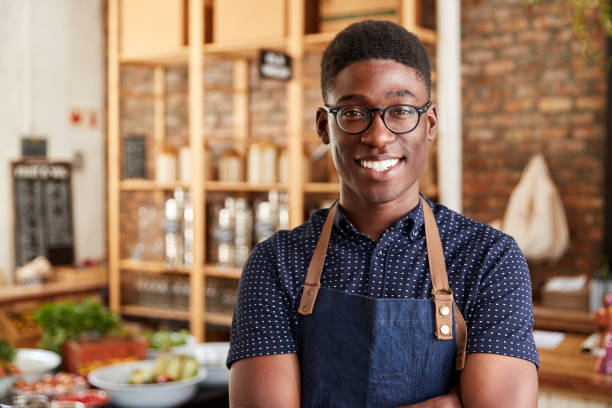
[298,203,337,315]
[420,197,467,370]
[297,198,467,370]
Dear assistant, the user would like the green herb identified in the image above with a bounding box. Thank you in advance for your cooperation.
[34,298,119,353]
[0,339,16,363]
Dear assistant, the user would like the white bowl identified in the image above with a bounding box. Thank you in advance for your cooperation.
[173,342,229,386]
[87,360,207,408]
[14,349,61,382]
[0,376,15,400]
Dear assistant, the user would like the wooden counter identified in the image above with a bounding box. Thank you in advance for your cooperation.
[0,267,108,305]
[538,333,612,404]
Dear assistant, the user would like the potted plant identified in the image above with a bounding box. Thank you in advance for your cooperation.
[34,298,147,374]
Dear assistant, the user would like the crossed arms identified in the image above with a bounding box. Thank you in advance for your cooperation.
[229,352,538,408]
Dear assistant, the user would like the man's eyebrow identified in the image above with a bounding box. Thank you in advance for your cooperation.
[335,94,367,104]
[335,90,416,105]
[385,89,415,99]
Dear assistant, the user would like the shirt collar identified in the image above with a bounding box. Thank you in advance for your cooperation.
[332,194,429,242]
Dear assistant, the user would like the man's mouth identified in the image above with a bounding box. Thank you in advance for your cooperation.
[358,158,402,172]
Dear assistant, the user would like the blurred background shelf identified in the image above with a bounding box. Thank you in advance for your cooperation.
[119,259,191,274]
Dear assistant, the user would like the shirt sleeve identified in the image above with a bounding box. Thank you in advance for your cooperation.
[227,238,298,368]
[464,235,540,368]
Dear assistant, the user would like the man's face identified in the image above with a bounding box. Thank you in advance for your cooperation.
[317,59,437,207]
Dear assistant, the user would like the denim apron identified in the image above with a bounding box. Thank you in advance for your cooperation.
[297,197,467,407]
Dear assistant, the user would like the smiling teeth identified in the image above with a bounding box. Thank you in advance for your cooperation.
[360,159,399,172]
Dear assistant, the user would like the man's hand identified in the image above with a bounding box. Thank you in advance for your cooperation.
[398,388,462,408]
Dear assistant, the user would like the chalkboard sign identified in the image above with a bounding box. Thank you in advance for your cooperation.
[259,50,292,81]
[123,135,147,178]
[12,161,75,266]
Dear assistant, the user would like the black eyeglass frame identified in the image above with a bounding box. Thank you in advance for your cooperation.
[323,100,432,135]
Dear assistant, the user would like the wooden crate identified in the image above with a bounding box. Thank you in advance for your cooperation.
[0,302,42,348]
[318,0,400,33]
[63,337,147,375]
[213,0,286,43]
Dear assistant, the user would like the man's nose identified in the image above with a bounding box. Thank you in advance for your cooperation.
[360,111,395,147]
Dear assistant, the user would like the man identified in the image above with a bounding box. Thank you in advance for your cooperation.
[228,20,539,407]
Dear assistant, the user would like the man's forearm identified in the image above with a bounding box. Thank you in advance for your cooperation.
[397,391,462,408]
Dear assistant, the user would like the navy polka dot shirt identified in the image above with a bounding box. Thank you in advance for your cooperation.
[228,196,540,368]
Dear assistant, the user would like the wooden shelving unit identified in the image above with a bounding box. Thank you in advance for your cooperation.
[107,0,437,342]
[205,265,243,280]
[119,259,191,274]
[204,181,288,192]
[121,305,191,321]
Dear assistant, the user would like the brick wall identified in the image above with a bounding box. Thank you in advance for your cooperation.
[461,0,607,295]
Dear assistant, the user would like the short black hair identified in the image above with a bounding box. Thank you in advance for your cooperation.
[320,20,431,103]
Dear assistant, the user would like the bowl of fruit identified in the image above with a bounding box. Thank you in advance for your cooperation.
[0,339,20,400]
[87,353,205,408]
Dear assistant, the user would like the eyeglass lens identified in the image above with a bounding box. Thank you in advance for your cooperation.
[337,105,420,134]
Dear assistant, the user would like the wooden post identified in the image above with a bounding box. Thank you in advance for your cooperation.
[107,0,121,314]
[233,59,249,156]
[189,0,206,342]
[153,66,166,208]
[399,0,419,31]
[287,0,305,227]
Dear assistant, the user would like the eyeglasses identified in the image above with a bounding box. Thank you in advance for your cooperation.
[323,101,431,135]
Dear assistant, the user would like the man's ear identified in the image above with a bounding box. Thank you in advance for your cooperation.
[316,108,330,145]
[426,103,438,143]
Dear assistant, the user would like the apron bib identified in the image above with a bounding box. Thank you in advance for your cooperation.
[297,197,467,407]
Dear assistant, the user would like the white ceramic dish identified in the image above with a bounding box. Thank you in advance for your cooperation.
[174,342,230,386]
[0,376,15,400]
[87,360,207,408]
[14,349,61,382]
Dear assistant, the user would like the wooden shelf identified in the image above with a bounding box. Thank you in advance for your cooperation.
[205,265,242,279]
[533,305,595,335]
[205,181,288,192]
[119,47,189,65]
[205,312,233,327]
[412,27,436,45]
[205,37,287,58]
[120,179,190,191]
[0,269,108,306]
[121,305,191,320]
[120,259,191,274]
[303,31,337,50]
[304,182,340,193]
[121,305,233,327]
[304,27,436,50]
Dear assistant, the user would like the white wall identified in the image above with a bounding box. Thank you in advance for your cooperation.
[0,0,106,282]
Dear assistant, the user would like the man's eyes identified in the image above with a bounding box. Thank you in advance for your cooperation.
[341,108,367,118]
[389,107,416,117]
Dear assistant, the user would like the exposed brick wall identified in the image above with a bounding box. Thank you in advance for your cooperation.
[461,0,607,296]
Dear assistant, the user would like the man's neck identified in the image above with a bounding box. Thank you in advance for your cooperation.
[339,192,420,242]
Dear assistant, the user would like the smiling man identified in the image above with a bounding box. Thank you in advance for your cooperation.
[228,21,539,408]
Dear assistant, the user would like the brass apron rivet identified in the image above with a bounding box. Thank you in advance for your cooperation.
[439,305,450,316]
[302,306,309,312]
[307,289,313,296]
